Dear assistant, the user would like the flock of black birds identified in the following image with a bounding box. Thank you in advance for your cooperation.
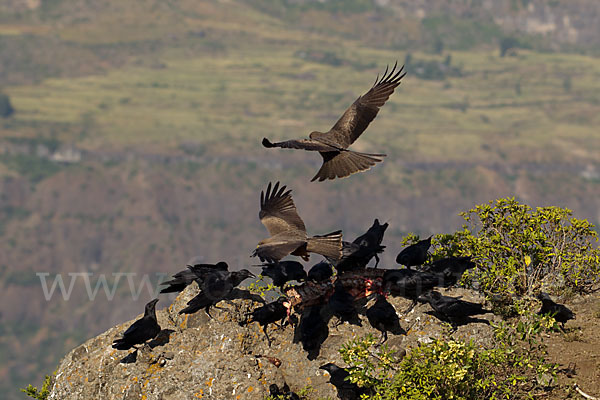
[109,62,575,399]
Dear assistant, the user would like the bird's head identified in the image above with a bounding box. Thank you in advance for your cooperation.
[215,261,229,270]
[262,137,275,148]
[144,298,159,315]
[319,363,341,374]
[237,269,257,280]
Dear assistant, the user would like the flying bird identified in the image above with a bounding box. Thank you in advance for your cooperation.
[112,298,161,350]
[262,63,406,181]
[252,182,343,263]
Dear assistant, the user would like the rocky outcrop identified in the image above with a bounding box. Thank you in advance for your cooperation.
[48,285,498,399]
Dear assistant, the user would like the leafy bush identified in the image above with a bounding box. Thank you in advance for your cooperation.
[340,316,557,400]
[22,375,52,400]
[432,197,600,297]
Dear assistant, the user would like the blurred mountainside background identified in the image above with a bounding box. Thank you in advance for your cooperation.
[1,0,600,398]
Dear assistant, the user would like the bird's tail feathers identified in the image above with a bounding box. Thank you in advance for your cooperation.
[307,230,343,260]
[312,150,385,182]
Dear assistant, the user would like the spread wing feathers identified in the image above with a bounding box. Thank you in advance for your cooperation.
[324,62,405,148]
[252,239,307,263]
[262,137,335,152]
[307,230,343,260]
[259,182,307,236]
[311,150,384,182]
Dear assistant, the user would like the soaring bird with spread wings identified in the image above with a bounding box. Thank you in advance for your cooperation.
[252,182,342,263]
[262,62,405,181]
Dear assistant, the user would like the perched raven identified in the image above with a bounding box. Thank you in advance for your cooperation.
[297,305,328,359]
[328,281,362,327]
[319,363,369,400]
[419,291,489,328]
[331,219,388,272]
[421,256,475,288]
[366,295,402,344]
[263,63,405,182]
[160,261,228,293]
[537,292,575,327]
[253,182,342,263]
[112,298,161,350]
[308,261,334,282]
[383,268,440,312]
[178,269,256,316]
[396,236,432,268]
[241,297,288,346]
[260,260,307,288]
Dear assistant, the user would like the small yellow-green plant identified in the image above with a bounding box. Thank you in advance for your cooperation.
[21,375,52,400]
[339,315,557,400]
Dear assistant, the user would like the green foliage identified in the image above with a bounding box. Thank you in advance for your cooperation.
[247,276,278,297]
[21,375,52,400]
[340,316,557,399]
[433,197,600,297]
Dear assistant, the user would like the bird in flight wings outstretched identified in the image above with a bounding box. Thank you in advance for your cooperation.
[262,62,405,181]
[252,181,342,262]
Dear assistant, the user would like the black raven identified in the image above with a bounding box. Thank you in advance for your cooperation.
[112,298,161,350]
[328,281,362,327]
[319,363,369,400]
[396,236,432,268]
[331,219,388,272]
[260,260,307,288]
[537,292,575,327]
[383,268,440,312]
[297,305,328,359]
[419,291,489,328]
[178,269,256,316]
[307,261,334,282]
[160,261,228,293]
[421,256,475,288]
[366,295,403,344]
[241,297,288,346]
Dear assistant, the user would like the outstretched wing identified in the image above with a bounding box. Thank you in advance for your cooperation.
[259,182,306,236]
[317,62,405,149]
[262,137,335,152]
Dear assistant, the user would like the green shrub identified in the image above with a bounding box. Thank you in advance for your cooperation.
[432,197,600,297]
[22,374,52,400]
[340,316,556,400]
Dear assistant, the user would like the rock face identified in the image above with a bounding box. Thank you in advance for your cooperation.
[49,286,498,399]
